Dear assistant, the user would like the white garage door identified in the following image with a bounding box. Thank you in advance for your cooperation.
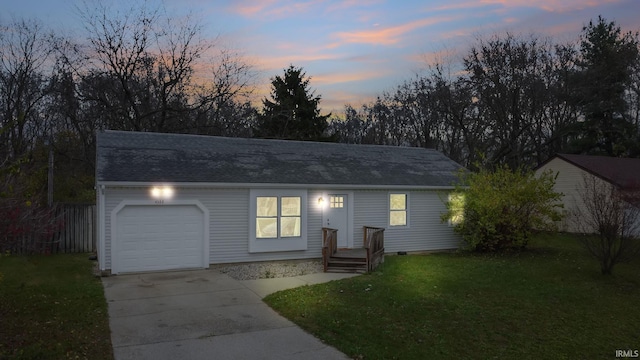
[115,205,205,273]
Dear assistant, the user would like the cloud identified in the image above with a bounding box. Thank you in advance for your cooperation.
[229,0,324,19]
[256,52,344,72]
[331,16,455,47]
[407,47,466,69]
[431,1,494,12]
[325,0,383,12]
[321,91,375,114]
[313,69,391,86]
[228,0,278,17]
[430,0,622,14]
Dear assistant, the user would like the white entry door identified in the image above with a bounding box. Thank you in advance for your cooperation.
[323,194,349,248]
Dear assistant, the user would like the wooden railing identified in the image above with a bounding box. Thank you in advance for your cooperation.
[363,226,385,272]
[322,227,338,272]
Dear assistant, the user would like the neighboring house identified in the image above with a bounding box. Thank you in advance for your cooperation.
[96,130,464,275]
[535,153,640,233]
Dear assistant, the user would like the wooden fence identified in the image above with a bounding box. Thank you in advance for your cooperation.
[52,204,96,253]
[1,203,96,255]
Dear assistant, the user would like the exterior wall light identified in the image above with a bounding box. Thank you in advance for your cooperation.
[151,187,161,198]
[317,196,325,208]
[150,186,174,199]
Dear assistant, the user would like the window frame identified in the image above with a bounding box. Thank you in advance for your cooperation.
[280,196,301,237]
[256,196,278,238]
[330,195,344,208]
[389,192,409,227]
[249,189,307,253]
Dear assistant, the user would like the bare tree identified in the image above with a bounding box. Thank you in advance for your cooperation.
[74,1,256,135]
[462,33,561,169]
[77,1,207,131]
[192,48,257,135]
[328,32,581,171]
[0,18,54,162]
[572,173,640,275]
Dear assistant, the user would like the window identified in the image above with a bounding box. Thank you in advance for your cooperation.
[330,196,344,208]
[280,197,301,237]
[249,190,307,253]
[448,193,465,226]
[256,196,301,238]
[256,197,278,238]
[389,193,407,226]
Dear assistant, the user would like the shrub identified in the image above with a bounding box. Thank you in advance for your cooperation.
[571,173,640,275]
[442,166,564,252]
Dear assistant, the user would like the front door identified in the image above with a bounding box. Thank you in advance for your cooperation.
[323,194,349,248]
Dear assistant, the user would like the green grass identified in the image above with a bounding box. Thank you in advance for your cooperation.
[265,233,640,359]
[0,254,113,360]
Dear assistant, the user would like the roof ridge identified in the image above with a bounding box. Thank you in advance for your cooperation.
[97,130,438,152]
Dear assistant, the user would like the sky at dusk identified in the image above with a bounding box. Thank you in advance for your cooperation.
[4,0,640,114]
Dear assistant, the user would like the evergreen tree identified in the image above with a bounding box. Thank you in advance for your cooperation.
[256,65,330,140]
[573,16,639,156]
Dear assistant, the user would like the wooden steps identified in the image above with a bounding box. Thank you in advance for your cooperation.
[326,248,368,273]
[322,227,385,274]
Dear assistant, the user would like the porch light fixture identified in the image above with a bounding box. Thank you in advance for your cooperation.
[150,186,174,199]
[317,196,325,208]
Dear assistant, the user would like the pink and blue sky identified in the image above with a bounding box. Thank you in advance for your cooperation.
[4,0,639,114]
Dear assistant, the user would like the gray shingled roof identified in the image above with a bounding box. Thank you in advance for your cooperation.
[96,130,464,187]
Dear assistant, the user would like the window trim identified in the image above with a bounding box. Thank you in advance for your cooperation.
[389,192,409,227]
[256,196,278,238]
[249,189,307,253]
[280,196,301,237]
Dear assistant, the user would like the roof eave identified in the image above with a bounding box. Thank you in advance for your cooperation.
[95,180,457,190]
[554,154,623,188]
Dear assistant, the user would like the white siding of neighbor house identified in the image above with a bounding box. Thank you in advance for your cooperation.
[537,159,640,236]
[352,190,460,252]
[101,186,460,271]
[536,157,610,233]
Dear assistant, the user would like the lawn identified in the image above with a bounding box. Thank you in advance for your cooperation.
[0,253,113,360]
[265,233,640,359]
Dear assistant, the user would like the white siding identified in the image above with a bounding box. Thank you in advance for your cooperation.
[101,186,460,271]
[202,187,323,263]
[206,188,249,263]
[102,187,324,271]
[535,157,640,234]
[536,158,598,232]
[353,190,460,252]
[307,190,324,255]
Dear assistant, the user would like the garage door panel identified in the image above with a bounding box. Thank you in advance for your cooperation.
[115,205,205,273]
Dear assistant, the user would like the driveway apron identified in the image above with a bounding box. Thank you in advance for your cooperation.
[102,269,349,360]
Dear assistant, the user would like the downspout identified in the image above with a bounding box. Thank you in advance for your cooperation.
[98,184,106,273]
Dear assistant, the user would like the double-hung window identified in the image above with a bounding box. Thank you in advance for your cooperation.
[389,193,408,226]
[250,190,307,252]
[280,197,301,237]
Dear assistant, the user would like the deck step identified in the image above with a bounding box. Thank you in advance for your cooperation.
[326,255,367,274]
[328,258,366,265]
[326,266,367,274]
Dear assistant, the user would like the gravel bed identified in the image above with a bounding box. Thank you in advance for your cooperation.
[215,260,324,280]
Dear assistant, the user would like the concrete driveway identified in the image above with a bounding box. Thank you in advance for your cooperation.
[102,269,351,360]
